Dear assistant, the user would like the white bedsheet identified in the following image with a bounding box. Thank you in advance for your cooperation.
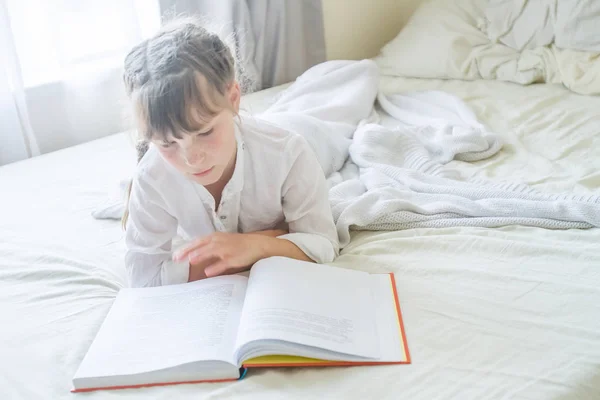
[1,77,600,399]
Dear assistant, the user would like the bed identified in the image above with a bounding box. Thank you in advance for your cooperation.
[2,0,600,399]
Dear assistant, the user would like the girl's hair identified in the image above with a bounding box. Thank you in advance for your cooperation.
[121,17,239,229]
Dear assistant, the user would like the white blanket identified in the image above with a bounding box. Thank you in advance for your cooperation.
[328,91,600,246]
[255,60,600,246]
[94,60,600,246]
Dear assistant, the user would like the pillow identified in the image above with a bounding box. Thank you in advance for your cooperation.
[555,0,600,52]
[482,0,600,52]
[375,0,600,95]
[482,0,555,51]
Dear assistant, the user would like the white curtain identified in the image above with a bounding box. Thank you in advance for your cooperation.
[158,0,326,90]
[0,0,325,166]
[248,0,326,89]
[0,0,39,165]
[0,0,161,166]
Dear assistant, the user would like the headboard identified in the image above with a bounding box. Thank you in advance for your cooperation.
[322,0,424,60]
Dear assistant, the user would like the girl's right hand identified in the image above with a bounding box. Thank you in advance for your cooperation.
[188,257,214,281]
[184,230,285,282]
[178,232,262,281]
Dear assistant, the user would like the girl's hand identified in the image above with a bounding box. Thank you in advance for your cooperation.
[174,232,271,279]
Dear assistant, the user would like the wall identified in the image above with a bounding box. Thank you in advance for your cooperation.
[321,0,423,60]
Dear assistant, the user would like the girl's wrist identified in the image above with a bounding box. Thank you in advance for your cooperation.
[252,229,287,238]
[253,234,279,260]
[251,234,312,263]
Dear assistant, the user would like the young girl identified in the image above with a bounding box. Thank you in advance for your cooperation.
[122,19,339,288]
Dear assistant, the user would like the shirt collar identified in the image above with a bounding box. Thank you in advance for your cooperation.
[227,121,245,193]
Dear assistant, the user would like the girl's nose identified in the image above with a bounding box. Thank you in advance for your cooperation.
[182,148,205,167]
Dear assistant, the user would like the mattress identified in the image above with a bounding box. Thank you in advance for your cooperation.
[1,77,599,399]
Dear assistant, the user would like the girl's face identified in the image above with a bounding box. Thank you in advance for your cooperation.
[152,83,241,187]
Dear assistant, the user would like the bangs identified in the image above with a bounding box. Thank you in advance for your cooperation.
[134,70,228,141]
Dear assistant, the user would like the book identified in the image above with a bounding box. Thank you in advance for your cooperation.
[71,256,410,392]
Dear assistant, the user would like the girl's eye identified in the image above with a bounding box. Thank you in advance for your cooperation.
[161,141,177,148]
[197,129,213,137]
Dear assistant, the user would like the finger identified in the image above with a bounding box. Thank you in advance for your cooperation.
[205,263,252,278]
[188,262,210,282]
[204,260,231,278]
[173,236,212,261]
[188,243,219,265]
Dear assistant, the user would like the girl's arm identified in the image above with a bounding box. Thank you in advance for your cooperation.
[184,230,312,281]
[125,174,190,287]
[255,234,313,262]
[274,134,340,263]
[175,135,339,279]
[252,229,288,238]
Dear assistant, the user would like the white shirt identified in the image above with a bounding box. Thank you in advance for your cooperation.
[125,115,339,287]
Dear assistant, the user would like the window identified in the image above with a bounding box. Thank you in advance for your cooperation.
[6,0,161,87]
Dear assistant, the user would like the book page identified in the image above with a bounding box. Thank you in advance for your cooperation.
[234,257,379,360]
[370,274,409,362]
[242,274,409,367]
[74,275,247,380]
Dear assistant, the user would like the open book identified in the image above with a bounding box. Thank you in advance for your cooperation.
[72,257,410,392]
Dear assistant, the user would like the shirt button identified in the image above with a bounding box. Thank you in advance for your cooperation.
[220,215,227,220]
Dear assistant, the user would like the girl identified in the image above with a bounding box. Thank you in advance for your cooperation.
[122,18,339,288]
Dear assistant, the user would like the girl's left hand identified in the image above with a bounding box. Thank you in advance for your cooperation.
[173,232,271,278]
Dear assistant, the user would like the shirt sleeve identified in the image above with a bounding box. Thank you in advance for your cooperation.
[278,134,340,263]
[124,171,190,287]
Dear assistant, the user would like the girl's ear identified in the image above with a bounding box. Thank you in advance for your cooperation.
[228,81,241,113]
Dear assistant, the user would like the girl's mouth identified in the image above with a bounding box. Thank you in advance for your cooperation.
[193,167,213,177]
